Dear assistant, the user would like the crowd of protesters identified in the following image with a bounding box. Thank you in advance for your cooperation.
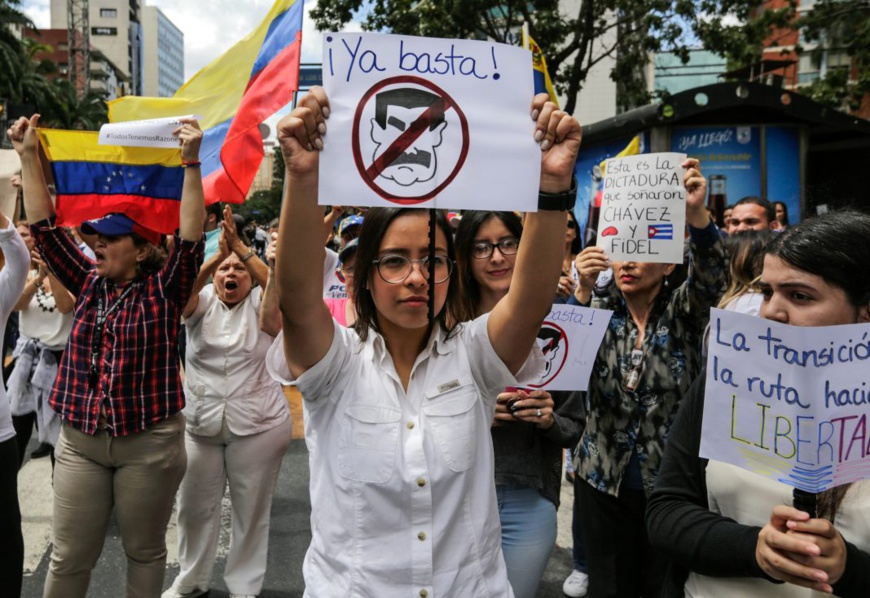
[0,84,868,598]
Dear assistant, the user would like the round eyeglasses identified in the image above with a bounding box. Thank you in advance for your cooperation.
[372,254,454,284]
[471,237,519,259]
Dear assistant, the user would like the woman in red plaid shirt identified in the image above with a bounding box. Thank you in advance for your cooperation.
[8,114,206,598]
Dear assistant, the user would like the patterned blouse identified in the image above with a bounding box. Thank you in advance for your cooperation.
[575,222,726,496]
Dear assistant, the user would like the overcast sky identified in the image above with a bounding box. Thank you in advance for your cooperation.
[21,0,360,80]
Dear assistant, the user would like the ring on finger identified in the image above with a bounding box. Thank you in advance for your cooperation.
[536,408,542,417]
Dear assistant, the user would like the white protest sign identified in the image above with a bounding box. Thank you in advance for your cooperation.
[596,152,687,264]
[702,308,870,493]
[319,32,540,210]
[526,304,612,391]
[98,115,195,148]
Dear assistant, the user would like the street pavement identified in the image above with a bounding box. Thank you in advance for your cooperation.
[18,437,576,598]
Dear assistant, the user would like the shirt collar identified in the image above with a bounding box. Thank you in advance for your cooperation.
[366,323,456,367]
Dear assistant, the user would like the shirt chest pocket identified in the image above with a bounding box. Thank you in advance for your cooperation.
[337,404,401,484]
[423,378,478,473]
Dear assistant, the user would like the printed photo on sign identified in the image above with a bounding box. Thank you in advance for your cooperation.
[352,76,469,204]
[596,152,687,264]
[529,304,613,391]
[319,32,540,211]
[702,309,870,494]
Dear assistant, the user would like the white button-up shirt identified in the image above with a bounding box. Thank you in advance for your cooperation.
[184,286,288,436]
[267,314,543,597]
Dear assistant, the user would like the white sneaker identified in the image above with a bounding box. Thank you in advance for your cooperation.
[161,588,208,598]
[562,569,589,597]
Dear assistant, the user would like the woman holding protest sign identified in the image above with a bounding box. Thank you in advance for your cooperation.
[568,157,726,597]
[647,209,870,598]
[450,210,584,598]
[265,86,580,596]
[7,114,205,598]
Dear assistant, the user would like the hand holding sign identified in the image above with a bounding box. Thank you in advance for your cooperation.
[573,246,609,304]
[683,157,711,229]
[277,87,330,179]
[533,93,582,194]
[755,505,844,593]
[494,388,555,429]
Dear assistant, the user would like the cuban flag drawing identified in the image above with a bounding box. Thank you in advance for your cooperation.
[648,223,673,240]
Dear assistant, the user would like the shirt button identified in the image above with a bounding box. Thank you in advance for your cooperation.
[406,421,415,429]
[417,531,426,541]
[419,590,428,597]
[416,478,426,487]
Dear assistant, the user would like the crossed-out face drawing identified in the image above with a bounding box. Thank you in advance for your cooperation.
[535,325,568,385]
[370,88,448,187]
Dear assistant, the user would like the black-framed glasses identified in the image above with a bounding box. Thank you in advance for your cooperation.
[471,237,519,259]
[372,254,454,284]
[567,220,577,229]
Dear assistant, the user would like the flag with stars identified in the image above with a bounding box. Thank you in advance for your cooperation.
[36,128,184,233]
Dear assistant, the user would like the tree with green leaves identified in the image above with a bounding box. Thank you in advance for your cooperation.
[797,0,869,112]
[311,0,795,114]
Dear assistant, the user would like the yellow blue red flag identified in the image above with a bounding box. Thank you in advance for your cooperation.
[522,23,559,107]
[37,128,183,233]
[108,0,303,204]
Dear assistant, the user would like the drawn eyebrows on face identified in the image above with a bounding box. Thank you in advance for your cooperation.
[387,116,407,131]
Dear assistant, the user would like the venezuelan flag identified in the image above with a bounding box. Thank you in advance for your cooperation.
[37,128,183,233]
[108,0,303,204]
[522,23,559,107]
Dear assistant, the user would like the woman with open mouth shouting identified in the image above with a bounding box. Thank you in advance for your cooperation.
[8,114,206,598]
[163,205,289,598]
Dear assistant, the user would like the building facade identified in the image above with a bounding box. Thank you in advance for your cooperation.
[22,28,129,99]
[141,5,184,97]
[51,0,143,95]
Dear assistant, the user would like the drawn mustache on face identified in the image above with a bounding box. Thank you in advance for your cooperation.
[388,149,432,168]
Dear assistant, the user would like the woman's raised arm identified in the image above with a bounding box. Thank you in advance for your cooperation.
[7,115,53,223]
[274,87,334,378]
[488,94,582,375]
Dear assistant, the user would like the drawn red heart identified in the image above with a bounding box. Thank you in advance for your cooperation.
[600,226,618,237]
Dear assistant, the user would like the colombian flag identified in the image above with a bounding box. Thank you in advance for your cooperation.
[37,128,183,233]
[522,23,559,107]
[108,0,303,204]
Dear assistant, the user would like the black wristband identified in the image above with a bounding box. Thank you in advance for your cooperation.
[538,177,578,211]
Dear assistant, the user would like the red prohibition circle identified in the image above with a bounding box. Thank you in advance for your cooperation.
[528,322,570,389]
[351,75,470,205]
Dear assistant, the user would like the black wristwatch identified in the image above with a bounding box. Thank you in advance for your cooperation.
[538,177,578,211]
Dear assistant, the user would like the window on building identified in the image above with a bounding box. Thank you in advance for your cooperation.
[100,8,117,17]
[92,27,118,35]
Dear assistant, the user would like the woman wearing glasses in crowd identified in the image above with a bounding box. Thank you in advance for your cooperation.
[450,211,583,598]
[8,114,205,598]
[266,87,580,596]
[647,210,870,598]
[568,158,726,597]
